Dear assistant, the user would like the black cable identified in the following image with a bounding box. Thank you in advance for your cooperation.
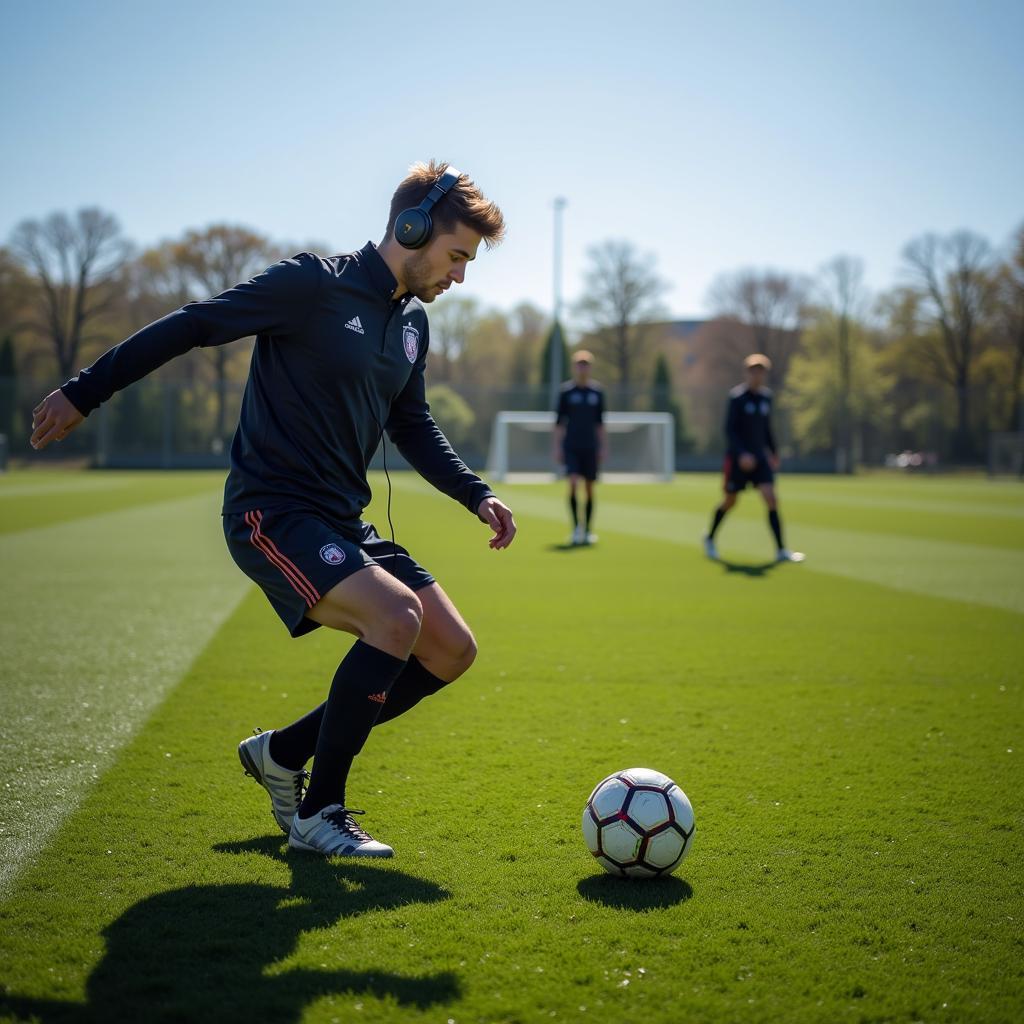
[379,429,398,576]
[368,401,399,578]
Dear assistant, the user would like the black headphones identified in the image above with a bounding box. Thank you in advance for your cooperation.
[394,166,462,249]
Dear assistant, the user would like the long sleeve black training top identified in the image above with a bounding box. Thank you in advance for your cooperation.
[724,384,777,459]
[61,242,494,528]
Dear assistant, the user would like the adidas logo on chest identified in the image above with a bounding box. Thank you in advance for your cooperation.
[345,315,365,335]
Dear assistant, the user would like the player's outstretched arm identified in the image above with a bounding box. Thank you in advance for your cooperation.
[477,496,517,550]
[31,389,85,450]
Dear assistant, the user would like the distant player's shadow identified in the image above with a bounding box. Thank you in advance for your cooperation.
[547,542,595,553]
[717,558,778,577]
[0,835,458,1024]
[576,873,693,910]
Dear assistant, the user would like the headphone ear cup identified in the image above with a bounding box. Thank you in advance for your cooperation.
[395,207,431,249]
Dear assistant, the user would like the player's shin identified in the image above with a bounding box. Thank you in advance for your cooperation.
[708,505,728,539]
[299,640,407,817]
[374,656,450,724]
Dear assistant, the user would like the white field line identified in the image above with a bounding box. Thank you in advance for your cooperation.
[0,491,250,897]
[387,476,1024,616]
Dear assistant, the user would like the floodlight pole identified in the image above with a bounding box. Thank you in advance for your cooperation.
[549,196,568,410]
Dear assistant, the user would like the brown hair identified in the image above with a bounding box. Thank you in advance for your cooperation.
[384,160,506,248]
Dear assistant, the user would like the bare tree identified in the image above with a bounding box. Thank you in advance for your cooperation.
[9,208,131,379]
[706,268,810,391]
[902,230,997,460]
[163,225,274,449]
[427,295,480,383]
[574,240,668,408]
[993,224,1024,432]
[816,255,868,473]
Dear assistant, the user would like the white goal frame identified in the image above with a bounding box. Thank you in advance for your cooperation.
[487,411,675,482]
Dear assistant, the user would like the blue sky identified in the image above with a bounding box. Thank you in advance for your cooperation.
[1,0,1021,320]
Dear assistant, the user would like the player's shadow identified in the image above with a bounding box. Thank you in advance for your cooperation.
[547,542,594,553]
[0,835,458,1024]
[718,558,778,577]
[576,873,693,910]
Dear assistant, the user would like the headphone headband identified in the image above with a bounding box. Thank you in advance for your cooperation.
[395,165,463,249]
[420,167,461,215]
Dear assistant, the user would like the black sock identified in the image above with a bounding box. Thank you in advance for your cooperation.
[585,498,594,531]
[374,656,449,725]
[569,493,578,526]
[299,641,407,818]
[708,505,727,539]
[768,509,784,548]
[269,707,323,771]
[269,658,449,769]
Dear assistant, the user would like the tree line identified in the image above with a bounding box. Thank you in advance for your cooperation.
[1,208,1021,467]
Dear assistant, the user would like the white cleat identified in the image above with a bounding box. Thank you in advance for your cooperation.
[703,535,719,560]
[238,728,307,834]
[288,805,394,858]
[585,532,598,545]
[571,525,585,546]
[777,548,805,563]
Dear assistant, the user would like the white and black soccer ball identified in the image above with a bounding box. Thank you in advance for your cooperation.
[582,767,695,878]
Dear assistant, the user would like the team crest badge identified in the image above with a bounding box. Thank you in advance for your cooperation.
[319,543,346,565]
[402,324,419,363]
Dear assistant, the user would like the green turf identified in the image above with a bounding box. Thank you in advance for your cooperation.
[1,470,1022,1023]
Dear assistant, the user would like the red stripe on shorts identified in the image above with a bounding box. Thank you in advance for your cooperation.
[245,510,321,608]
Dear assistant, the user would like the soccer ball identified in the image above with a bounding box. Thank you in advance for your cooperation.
[582,767,695,878]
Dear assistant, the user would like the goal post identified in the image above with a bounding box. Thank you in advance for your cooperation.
[988,432,1024,478]
[487,411,675,482]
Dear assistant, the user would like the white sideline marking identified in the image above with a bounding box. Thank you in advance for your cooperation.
[0,491,250,897]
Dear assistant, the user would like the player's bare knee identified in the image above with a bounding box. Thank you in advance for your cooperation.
[454,629,478,675]
[370,592,422,653]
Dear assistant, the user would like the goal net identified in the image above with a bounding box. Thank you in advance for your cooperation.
[487,411,675,482]
[988,432,1024,478]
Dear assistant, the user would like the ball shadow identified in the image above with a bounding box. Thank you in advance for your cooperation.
[577,872,693,910]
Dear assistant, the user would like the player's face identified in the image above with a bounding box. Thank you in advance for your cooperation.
[573,360,591,383]
[401,222,482,303]
[746,365,766,389]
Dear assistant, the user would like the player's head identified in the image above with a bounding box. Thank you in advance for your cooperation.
[382,160,506,303]
[572,350,593,383]
[744,352,771,387]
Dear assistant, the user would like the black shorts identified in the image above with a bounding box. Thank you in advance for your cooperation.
[223,508,435,638]
[723,454,774,493]
[564,446,599,481]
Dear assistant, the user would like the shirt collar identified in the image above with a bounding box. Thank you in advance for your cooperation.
[357,241,406,305]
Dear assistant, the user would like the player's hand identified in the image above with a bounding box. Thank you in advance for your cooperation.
[478,496,517,550]
[768,452,781,471]
[738,452,757,472]
[552,446,564,466]
[31,389,84,450]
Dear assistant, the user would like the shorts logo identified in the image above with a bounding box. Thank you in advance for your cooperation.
[402,324,420,363]
[319,543,346,565]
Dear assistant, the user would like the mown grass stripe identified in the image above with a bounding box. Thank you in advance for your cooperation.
[389,478,1024,615]
[0,470,227,535]
[0,489,249,896]
[0,479,1020,1023]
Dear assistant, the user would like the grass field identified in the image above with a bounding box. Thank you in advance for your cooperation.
[1,469,1022,1023]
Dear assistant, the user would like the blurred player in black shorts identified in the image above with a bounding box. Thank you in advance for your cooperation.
[553,350,606,545]
[703,353,804,563]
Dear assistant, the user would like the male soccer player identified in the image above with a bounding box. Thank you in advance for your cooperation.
[553,350,606,545]
[703,353,804,563]
[30,161,517,858]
